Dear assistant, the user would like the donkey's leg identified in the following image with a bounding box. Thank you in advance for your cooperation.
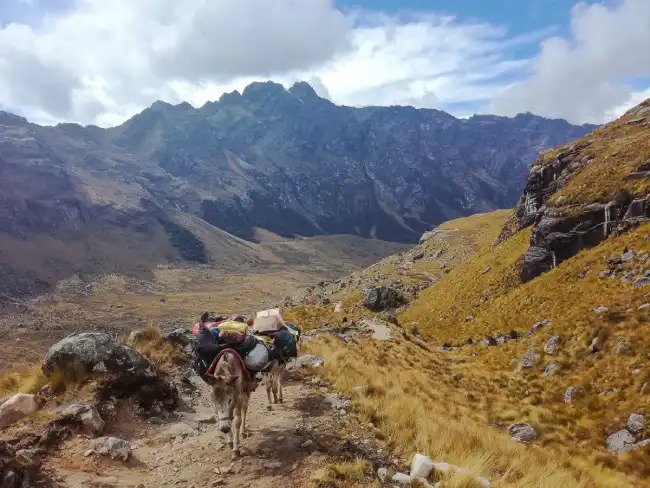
[231,407,242,459]
[276,367,284,404]
[271,372,279,404]
[265,373,273,411]
[241,393,250,439]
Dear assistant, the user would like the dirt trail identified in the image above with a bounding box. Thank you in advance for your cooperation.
[45,374,340,488]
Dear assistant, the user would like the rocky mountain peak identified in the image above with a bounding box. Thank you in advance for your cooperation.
[288,81,321,101]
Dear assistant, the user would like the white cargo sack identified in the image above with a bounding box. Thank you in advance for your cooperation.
[252,308,287,334]
[244,341,270,372]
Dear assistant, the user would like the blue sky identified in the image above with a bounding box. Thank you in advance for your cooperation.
[0,0,648,126]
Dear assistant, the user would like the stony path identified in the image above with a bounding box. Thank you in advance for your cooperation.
[44,374,338,488]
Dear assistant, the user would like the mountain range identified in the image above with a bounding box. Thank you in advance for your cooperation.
[0,81,598,296]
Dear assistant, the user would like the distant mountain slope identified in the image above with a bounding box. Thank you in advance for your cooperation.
[0,82,596,296]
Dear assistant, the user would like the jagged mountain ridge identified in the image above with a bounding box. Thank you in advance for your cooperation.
[0,81,596,296]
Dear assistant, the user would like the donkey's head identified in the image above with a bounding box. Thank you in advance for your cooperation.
[202,373,238,433]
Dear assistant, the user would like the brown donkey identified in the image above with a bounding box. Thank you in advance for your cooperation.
[202,350,255,458]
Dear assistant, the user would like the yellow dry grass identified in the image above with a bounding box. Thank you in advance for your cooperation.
[290,207,650,486]
[310,458,379,488]
[304,335,637,488]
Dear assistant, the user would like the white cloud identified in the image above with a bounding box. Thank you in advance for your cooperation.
[492,0,650,124]
[0,0,647,126]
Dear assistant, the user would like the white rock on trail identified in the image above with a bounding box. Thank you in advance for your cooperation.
[0,393,39,427]
[410,453,435,479]
[89,436,132,461]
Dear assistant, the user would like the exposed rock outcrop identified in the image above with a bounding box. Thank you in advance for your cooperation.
[499,100,650,282]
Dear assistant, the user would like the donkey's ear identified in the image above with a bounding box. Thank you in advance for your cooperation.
[202,374,217,385]
[200,312,210,323]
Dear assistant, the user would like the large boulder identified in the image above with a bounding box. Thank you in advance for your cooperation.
[0,394,39,428]
[363,286,405,312]
[42,332,156,379]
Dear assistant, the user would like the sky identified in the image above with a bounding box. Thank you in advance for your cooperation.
[0,0,648,127]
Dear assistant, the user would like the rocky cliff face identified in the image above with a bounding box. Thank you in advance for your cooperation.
[499,99,650,282]
[0,81,597,295]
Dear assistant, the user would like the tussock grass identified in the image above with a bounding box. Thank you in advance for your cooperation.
[304,336,636,488]
[128,326,186,372]
[289,208,650,486]
[310,458,379,488]
[0,364,48,398]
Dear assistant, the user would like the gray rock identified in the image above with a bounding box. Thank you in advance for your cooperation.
[164,328,194,347]
[544,361,558,376]
[391,472,411,484]
[627,414,644,434]
[377,467,388,482]
[606,429,635,453]
[363,286,405,312]
[635,277,650,289]
[615,337,632,356]
[639,303,650,311]
[530,319,552,333]
[519,352,540,370]
[89,436,132,461]
[593,306,609,314]
[43,332,156,379]
[564,386,579,404]
[509,423,537,443]
[621,251,635,262]
[61,404,105,436]
[292,355,324,368]
[544,336,561,355]
[410,453,435,479]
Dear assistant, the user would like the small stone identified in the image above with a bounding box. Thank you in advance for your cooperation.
[519,352,540,370]
[593,306,609,314]
[639,303,649,310]
[410,453,435,479]
[599,270,612,279]
[621,251,636,262]
[275,435,285,442]
[377,467,388,482]
[509,423,537,443]
[530,319,552,333]
[564,387,579,404]
[615,337,632,356]
[89,436,132,462]
[544,336,561,355]
[635,278,650,289]
[465,316,474,322]
[83,449,94,457]
[628,414,644,434]
[300,440,313,448]
[544,361,558,376]
[391,472,411,484]
[212,479,224,487]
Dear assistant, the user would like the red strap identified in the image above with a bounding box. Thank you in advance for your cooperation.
[206,348,252,385]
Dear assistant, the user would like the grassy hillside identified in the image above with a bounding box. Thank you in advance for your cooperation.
[292,213,649,487]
